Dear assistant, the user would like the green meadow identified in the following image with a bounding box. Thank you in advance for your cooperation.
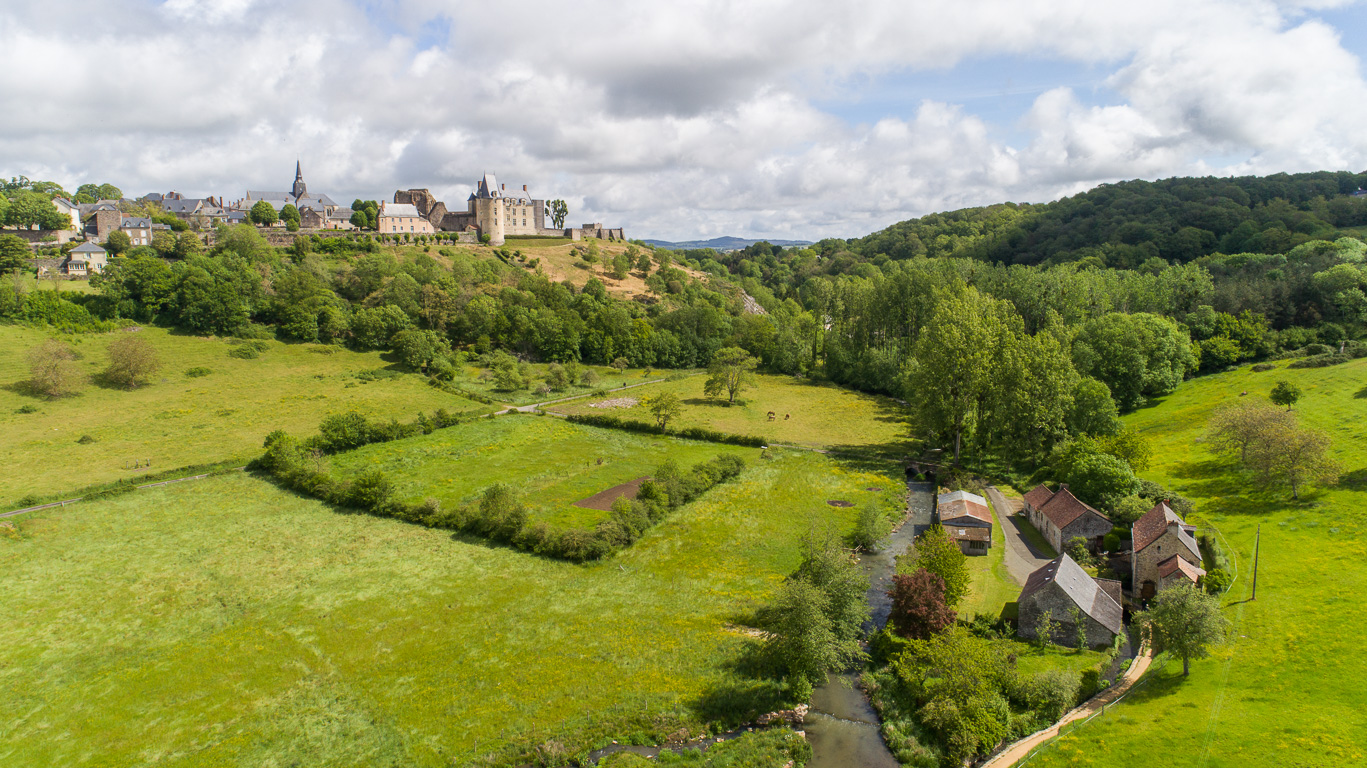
[0,448,900,767]
[0,324,487,506]
[1023,358,1367,767]
[547,373,912,451]
[450,362,674,407]
[327,415,758,528]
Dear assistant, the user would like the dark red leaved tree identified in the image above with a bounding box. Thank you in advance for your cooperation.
[889,568,956,639]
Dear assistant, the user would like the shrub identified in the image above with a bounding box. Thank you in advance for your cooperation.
[27,339,84,398]
[1008,669,1081,723]
[851,499,891,551]
[104,333,161,388]
[15,404,39,414]
[1204,567,1232,595]
[888,569,956,639]
[227,345,259,359]
[185,367,212,378]
[347,470,395,513]
[76,435,96,444]
[1250,363,1276,372]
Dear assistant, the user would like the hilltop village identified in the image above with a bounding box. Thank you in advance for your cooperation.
[2,165,625,275]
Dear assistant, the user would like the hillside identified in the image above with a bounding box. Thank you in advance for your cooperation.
[644,236,814,252]
[850,170,1367,267]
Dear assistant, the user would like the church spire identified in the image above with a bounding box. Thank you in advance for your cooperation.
[292,160,307,199]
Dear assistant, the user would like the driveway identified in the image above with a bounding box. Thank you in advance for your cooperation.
[986,485,1051,584]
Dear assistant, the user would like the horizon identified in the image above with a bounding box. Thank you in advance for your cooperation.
[5,1,1367,241]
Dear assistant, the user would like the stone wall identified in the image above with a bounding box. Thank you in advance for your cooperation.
[6,229,74,247]
[1017,582,1120,647]
[1132,529,1201,594]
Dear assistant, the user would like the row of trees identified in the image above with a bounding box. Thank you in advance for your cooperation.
[25,333,161,398]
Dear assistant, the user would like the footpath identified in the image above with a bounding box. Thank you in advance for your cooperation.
[985,485,1052,583]
[980,642,1155,768]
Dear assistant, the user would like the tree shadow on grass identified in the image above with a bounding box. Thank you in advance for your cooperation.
[688,639,789,728]
[1337,468,1367,491]
[1355,385,1367,399]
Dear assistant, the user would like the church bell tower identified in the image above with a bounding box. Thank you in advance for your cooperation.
[292,160,307,199]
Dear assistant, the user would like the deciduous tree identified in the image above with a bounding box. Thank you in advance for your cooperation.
[549,199,568,229]
[641,391,681,429]
[1269,380,1302,410]
[103,333,161,388]
[703,346,757,405]
[248,200,278,227]
[1141,583,1229,676]
[909,525,970,608]
[889,568,956,640]
[104,230,132,255]
[27,339,83,398]
[1205,400,1293,464]
[0,234,29,275]
[1248,421,1339,500]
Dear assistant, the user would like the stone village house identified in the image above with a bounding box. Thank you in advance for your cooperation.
[936,490,993,555]
[1017,554,1124,647]
[1023,483,1114,554]
[1131,500,1204,601]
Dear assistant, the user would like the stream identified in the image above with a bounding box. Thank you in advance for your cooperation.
[585,478,936,768]
[802,478,934,768]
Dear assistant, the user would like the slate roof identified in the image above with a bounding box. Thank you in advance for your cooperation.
[381,203,421,218]
[1095,578,1123,608]
[1157,554,1206,582]
[1020,554,1124,635]
[1024,483,1055,510]
[121,217,153,228]
[937,490,992,527]
[70,242,106,254]
[162,198,203,214]
[1038,485,1109,530]
[1132,501,1200,560]
[475,173,499,199]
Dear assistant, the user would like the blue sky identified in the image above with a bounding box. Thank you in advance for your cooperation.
[3,0,1367,240]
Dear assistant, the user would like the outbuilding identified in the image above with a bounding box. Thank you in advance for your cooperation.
[937,489,993,555]
[1017,554,1124,647]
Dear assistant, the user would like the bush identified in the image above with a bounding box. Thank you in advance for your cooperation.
[227,345,259,359]
[1289,352,1349,369]
[1250,363,1276,372]
[185,367,212,378]
[15,404,39,414]
[851,499,891,551]
[346,470,395,513]
[104,333,161,388]
[76,434,96,444]
[1204,567,1232,595]
[1007,669,1081,723]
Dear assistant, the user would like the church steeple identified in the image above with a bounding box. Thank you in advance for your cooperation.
[292,160,307,199]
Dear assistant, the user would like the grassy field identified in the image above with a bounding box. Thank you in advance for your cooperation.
[328,415,759,528]
[0,448,900,767]
[1023,357,1367,767]
[960,494,1023,621]
[0,324,488,506]
[451,363,680,407]
[548,374,912,451]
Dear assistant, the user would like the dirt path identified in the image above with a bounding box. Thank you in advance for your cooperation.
[985,486,1051,584]
[981,642,1154,768]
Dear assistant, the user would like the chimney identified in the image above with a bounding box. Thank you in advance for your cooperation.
[1059,483,1069,491]
[523,184,527,191]
[501,183,505,190]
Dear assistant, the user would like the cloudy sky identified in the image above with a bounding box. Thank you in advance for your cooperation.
[3,1,1367,241]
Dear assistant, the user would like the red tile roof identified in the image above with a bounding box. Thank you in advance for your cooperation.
[1023,483,1055,510]
[1132,501,1200,561]
[1038,486,1108,530]
[1157,554,1206,582]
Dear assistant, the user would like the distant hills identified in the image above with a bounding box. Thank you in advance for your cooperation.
[642,236,814,252]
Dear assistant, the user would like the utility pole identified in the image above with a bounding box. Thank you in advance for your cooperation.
[1251,524,1260,601]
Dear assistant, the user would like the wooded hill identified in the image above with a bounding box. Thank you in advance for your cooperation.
[848,170,1367,266]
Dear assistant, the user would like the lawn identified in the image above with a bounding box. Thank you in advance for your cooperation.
[547,373,912,451]
[0,324,489,506]
[960,494,1023,621]
[1021,357,1367,767]
[0,448,900,767]
[327,415,759,528]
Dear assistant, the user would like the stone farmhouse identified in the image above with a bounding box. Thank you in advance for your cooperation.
[1131,500,1204,601]
[936,490,993,555]
[393,172,625,246]
[1017,554,1124,647]
[1023,483,1114,554]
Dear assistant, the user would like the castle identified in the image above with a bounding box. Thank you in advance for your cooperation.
[394,173,624,246]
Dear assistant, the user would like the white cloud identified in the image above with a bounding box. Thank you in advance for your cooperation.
[1,0,1366,240]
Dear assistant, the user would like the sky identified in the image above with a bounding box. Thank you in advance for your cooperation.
[3,0,1367,241]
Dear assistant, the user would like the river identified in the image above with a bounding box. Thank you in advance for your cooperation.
[801,478,934,768]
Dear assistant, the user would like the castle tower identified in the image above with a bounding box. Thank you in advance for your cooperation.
[292,160,307,199]
[472,172,505,245]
